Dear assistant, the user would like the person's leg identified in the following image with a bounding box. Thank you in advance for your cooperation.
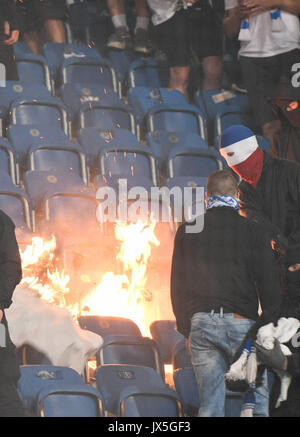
[202,56,223,90]
[39,0,67,44]
[189,313,228,417]
[106,0,131,50]
[153,10,190,99]
[43,19,66,44]
[17,0,44,54]
[0,381,26,417]
[133,0,152,54]
[22,31,43,54]
[239,55,282,151]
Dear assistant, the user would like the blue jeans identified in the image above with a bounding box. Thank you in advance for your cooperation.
[189,311,269,417]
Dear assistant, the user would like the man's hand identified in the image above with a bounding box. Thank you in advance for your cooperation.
[3,21,19,45]
[254,339,288,370]
[242,0,277,15]
[288,264,300,272]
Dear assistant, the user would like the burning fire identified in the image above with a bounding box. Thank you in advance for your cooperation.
[19,220,161,336]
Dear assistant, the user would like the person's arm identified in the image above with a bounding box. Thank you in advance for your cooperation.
[2,0,20,45]
[223,6,243,38]
[244,0,300,15]
[170,224,190,339]
[0,213,22,321]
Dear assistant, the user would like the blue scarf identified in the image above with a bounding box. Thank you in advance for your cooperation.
[206,195,239,211]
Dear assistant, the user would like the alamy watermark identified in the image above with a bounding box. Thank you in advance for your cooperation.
[96,179,205,233]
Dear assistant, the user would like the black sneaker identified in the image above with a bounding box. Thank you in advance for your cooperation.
[107,26,131,50]
[133,28,153,54]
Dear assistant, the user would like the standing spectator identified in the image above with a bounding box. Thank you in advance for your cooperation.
[0,0,20,80]
[0,210,25,417]
[146,0,225,99]
[171,169,281,417]
[17,0,67,54]
[106,0,153,54]
[224,0,300,155]
[220,124,300,416]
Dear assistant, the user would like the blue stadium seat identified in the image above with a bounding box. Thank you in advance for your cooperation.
[94,174,154,195]
[167,147,223,178]
[108,49,135,85]
[172,338,192,371]
[78,101,137,136]
[60,83,123,121]
[95,364,182,417]
[0,82,53,118]
[147,130,208,173]
[96,335,165,379]
[173,367,244,417]
[27,143,88,184]
[0,138,18,184]
[7,124,73,166]
[22,169,96,235]
[17,365,104,417]
[98,144,158,185]
[13,41,32,57]
[150,320,184,365]
[10,96,70,136]
[127,87,191,124]
[60,57,118,94]
[146,104,206,138]
[78,315,142,338]
[78,127,139,169]
[15,53,52,92]
[0,171,32,232]
[128,58,170,88]
[42,42,103,82]
[173,367,199,416]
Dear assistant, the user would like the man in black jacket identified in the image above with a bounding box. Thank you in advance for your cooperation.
[0,0,20,80]
[219,124,300,416]
[0,210,25,417]
[171,169,281,417]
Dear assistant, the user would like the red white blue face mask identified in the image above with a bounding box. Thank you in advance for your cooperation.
[220,135,264,188]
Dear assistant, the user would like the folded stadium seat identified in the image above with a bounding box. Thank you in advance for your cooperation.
[7,124,74,170]
[97,144,158,186]
[0,170,32,234]
[59,83,123,122]
[194,89,255,146]
[78,100,138,138]
[127,86,193,125]
[22,169,96,234]
[107,50,135,96]
[146,104,207,138]
[173,367,244,417]
[0,137,18,184]
[96,335,165,380]
[42,42,104,86]
[167,146,223,179]
[78,127,139,170]
[146,130,209,174]
[149,320,184,365]
[59,57,119,95]
[78,315,142,338]
[27,142,88,185]
[17,365,105,417]
[128,58,170,89]
[166,176,207,224]
[15,53,52,93]
[95,364,182,417]
[172,338,192,371]
[0,82,53,134]
[9,96,70,137]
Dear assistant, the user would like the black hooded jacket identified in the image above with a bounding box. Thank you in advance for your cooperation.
[0,0,19,40]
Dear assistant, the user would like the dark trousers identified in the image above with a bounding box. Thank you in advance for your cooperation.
[0,42,19,81]
[0,381,26,417]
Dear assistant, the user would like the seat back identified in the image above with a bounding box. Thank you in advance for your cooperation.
[17,365,84,413]
[78,315,142,338]
[150,320,184,364]
[167,147,222,178]
[96,335,164,378]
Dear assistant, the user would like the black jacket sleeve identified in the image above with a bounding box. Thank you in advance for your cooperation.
[0,212,22,310]
[170,224,191,338]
